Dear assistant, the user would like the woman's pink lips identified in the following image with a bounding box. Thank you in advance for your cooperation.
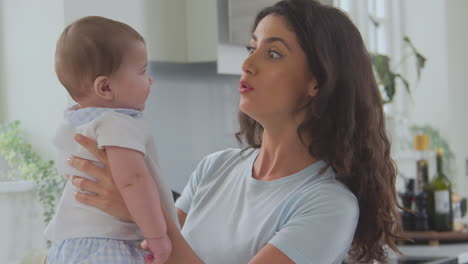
[239,80,254,94]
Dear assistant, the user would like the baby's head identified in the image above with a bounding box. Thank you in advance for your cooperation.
[55,16,153,110]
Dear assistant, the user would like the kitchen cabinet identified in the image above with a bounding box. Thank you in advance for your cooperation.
[64,0,217,63]
[216,0,276,75]
[226,0,278,46]
[64,0,334,72]
[216,0,335,75]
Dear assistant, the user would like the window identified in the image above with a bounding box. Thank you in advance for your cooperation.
[335,0,399,56]
[335,0,406,114]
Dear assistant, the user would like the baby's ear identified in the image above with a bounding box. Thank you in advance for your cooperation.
[93,76,113,100]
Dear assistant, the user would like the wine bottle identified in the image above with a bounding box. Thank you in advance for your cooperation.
[431,148,453,231]
[400,179,415,231]
[414,134,432,230]
[415,134,430,194]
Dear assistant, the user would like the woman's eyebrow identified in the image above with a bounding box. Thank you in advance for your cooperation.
[251,33,291,51]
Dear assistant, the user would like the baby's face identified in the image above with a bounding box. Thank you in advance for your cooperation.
[109,40,153,111]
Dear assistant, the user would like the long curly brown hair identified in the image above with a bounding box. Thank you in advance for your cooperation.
[235,0,403,262]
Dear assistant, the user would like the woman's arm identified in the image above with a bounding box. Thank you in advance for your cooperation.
[69,134,311,264]
[249,244,294,264]
[177,209,187,228]
[69,134,204,264]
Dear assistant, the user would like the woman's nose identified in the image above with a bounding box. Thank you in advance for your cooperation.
[149,76,154,85]
[241,54,257,75]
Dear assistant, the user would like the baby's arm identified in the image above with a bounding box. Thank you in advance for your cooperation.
[105,146,171,263]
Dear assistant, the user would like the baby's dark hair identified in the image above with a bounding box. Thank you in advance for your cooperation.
[55,16,145,100]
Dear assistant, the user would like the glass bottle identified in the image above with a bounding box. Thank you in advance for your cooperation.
[431,148,453,231]
[414,134,432,230]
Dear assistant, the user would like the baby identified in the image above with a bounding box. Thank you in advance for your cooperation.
[45,16,179,264]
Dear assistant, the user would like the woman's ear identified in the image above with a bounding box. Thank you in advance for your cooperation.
[93,76,113,101]
[307,79,319,97]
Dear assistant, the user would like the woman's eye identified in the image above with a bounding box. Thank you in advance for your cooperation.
[268,50,281,59]
[245,45,255,55]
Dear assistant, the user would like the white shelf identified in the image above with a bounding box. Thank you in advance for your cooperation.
[387,243,468,261]
[0,180,35,193]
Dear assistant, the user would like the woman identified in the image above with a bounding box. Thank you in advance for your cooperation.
[68,0,402,263]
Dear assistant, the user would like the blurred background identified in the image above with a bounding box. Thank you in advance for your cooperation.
[1,0,467,263]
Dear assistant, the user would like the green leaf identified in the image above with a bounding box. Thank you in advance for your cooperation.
[409,125,456,179]
[0,120,66,229]
[394,73,410,95]
[403,36,427,80]
[371,54,399,102]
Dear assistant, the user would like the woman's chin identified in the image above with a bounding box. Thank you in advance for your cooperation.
[239,103,253,117]
[239,108,262,124]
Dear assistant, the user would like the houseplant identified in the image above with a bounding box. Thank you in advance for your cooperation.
[409,124,456,180]
[369,16,427,104]
[369,35,427,155]
[0,120,65,226]
[371,36,427,104]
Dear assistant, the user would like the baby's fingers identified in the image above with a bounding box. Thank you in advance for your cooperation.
[144,253,154,264]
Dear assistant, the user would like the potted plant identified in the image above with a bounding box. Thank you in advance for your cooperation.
[369,16,427,104]
[409,124,456,179]
[372,36,427,104]
[0,121,65,226]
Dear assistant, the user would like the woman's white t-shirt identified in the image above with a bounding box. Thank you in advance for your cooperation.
[176,148,359,264]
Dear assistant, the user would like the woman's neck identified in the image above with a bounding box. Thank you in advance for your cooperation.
[252,122,318,182]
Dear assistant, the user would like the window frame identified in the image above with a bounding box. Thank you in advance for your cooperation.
[334,0,406,115]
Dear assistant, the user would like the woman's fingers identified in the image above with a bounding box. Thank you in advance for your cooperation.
[74,133,108,164]
[68,157,110,184]
[75,190,103,208]
[73,179,132,221]
[70,176,101,195]
[69,135,133,222]
[70,171,132,221]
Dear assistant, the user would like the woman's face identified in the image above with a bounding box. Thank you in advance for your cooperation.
[239,14,318,124]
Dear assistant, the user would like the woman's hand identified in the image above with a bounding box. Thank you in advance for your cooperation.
[68,133,132,221]
[72,135,204,264]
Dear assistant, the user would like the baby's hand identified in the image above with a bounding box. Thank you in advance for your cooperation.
[143,234,172,264]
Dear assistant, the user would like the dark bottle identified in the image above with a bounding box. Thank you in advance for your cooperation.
[414,134,433,230]
[414,134,430,194]
[431,148,453,231]
[400,179,415,231]
[414,191,430,231]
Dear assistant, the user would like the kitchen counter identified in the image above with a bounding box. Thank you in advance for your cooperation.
[387,243,468,264]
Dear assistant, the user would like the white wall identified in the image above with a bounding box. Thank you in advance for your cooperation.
[146,62,240,192]
[446,0,468,192]
[0,1,69,261]
[0,0,69,160]
[404,0,449,135]
[0,1,5,123]
[403,0,468,193]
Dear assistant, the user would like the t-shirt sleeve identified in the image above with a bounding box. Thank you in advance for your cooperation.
[268,184,359,264]
[175,149,228,215]
[93,112,150,155]
[175,156,208,214]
